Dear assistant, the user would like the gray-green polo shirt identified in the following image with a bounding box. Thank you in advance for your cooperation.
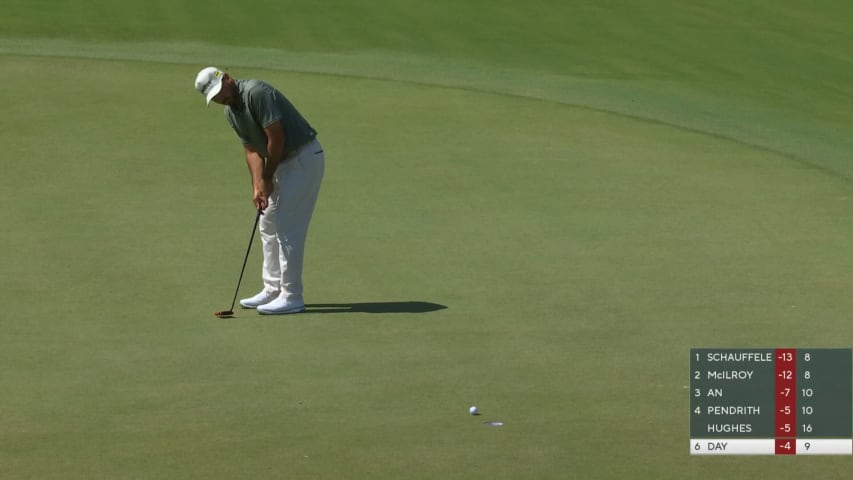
[225,79,317,158]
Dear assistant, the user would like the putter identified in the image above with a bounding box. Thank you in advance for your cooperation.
[214,209,263,318]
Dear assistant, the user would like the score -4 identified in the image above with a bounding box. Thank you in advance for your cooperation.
[776,439,796,455]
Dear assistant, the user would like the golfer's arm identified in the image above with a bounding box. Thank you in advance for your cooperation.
[262,121,286,180]
[244,145,265,189]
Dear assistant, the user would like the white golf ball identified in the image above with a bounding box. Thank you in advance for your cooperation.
[469,406,478,415]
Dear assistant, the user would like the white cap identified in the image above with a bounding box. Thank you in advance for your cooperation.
[194,66,225,105]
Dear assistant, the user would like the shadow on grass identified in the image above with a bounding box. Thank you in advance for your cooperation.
[305,301,447,314]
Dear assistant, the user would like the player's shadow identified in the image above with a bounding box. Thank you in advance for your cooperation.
[305,301,447,314]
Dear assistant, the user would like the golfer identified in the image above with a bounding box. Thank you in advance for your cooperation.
[195,67,325,314]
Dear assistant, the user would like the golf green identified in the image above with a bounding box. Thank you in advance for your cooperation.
[2,1,853,479]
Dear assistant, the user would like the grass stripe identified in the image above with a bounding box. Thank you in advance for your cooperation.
[3,37,853,183]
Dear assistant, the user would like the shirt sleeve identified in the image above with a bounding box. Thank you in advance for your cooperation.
[248,84,284,129]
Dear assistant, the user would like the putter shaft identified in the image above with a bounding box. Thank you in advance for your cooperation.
[216,209,262,317]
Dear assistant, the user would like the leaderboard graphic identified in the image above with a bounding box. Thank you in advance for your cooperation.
[690,348,852,455]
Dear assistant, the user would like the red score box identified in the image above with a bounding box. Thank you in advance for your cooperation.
[775,348,797,454]
[776,438,796,455]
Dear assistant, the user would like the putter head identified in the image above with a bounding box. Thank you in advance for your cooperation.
[214,310,234,318]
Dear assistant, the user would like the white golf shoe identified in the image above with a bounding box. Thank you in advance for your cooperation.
[257,297,306,315]
[239,290,279,309]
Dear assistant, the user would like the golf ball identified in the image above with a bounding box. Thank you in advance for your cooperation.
[469,406,478,415]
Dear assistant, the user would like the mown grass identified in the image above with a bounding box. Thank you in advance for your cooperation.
[1,2,853,479]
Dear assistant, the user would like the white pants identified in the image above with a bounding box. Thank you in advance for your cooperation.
[259,138,325,301]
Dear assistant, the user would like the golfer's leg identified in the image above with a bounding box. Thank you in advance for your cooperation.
[259,187,283,294]
[275,141,325,302]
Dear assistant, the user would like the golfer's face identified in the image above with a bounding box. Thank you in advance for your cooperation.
[212,78,238,107]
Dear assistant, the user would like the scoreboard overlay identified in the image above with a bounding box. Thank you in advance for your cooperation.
[690,348,852,455]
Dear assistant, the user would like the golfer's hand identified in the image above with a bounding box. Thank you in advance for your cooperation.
[253,178,274,211]
[253,187,268,211]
